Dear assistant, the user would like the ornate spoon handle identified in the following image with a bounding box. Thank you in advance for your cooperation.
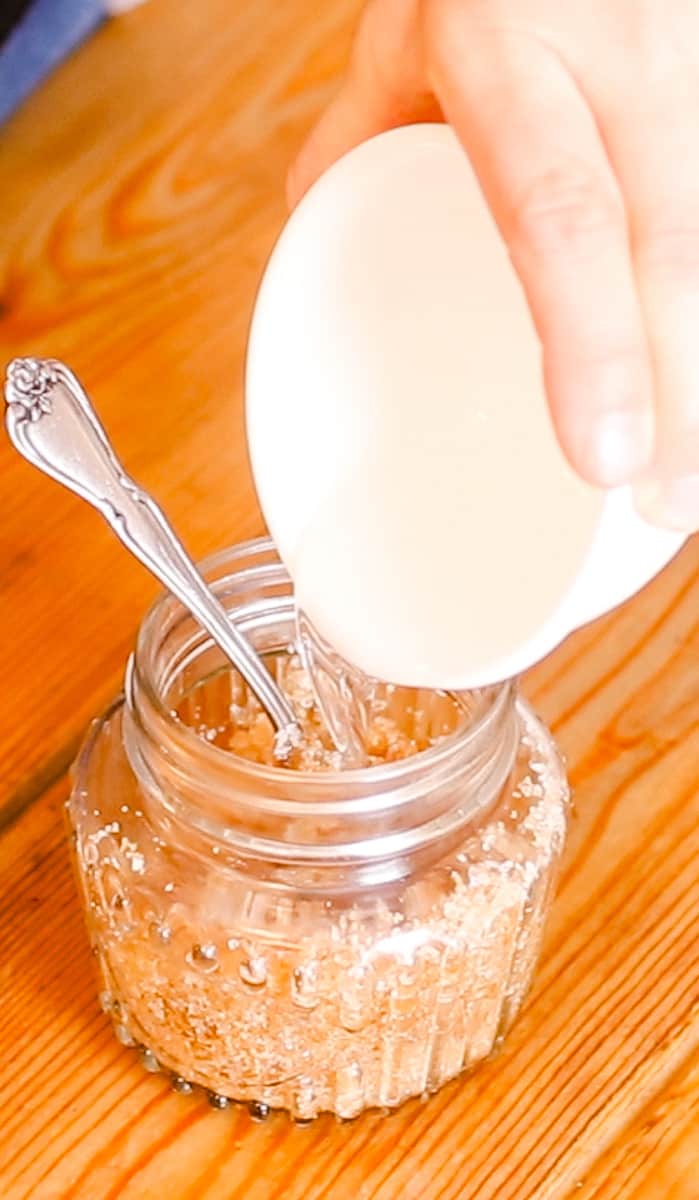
[4,357,300,737]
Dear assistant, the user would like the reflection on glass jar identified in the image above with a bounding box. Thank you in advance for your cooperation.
[68,538,568,1121]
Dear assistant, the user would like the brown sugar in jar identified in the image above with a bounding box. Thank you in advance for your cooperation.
[68,539,569,1120]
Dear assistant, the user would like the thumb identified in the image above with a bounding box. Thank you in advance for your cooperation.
[287,0,437,208]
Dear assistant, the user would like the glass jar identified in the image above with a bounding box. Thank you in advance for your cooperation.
[68,538,569,1121]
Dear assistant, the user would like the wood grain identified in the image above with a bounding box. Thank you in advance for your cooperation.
[1,0,698,1197]
[0,0,358,822]
[578,1049,699,1198]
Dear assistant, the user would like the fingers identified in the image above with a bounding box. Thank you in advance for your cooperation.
[590,66,699,528]
[424,3,654,486]
[291,0,697,515]
[287,0,439,207]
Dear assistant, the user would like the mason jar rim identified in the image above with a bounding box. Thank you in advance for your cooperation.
[130,536,514,798]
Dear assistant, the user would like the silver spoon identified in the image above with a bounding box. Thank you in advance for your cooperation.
[4,356,301,745]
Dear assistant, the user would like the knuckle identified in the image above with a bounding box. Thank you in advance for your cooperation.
[508,167,625,258]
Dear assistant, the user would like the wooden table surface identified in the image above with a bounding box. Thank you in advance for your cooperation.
[1,3,698,1197]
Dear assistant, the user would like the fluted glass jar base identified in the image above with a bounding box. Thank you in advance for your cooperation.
[69,694,566,1121]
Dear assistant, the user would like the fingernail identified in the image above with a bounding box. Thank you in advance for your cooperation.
[590,408,654,487]
[634,473,699,533]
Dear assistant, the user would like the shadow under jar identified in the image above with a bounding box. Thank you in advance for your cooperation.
[68,538,569,1121]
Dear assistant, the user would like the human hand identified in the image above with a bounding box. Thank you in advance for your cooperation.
[288,0,699,530]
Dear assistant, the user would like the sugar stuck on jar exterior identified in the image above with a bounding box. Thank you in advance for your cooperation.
[67,538,569,1121]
